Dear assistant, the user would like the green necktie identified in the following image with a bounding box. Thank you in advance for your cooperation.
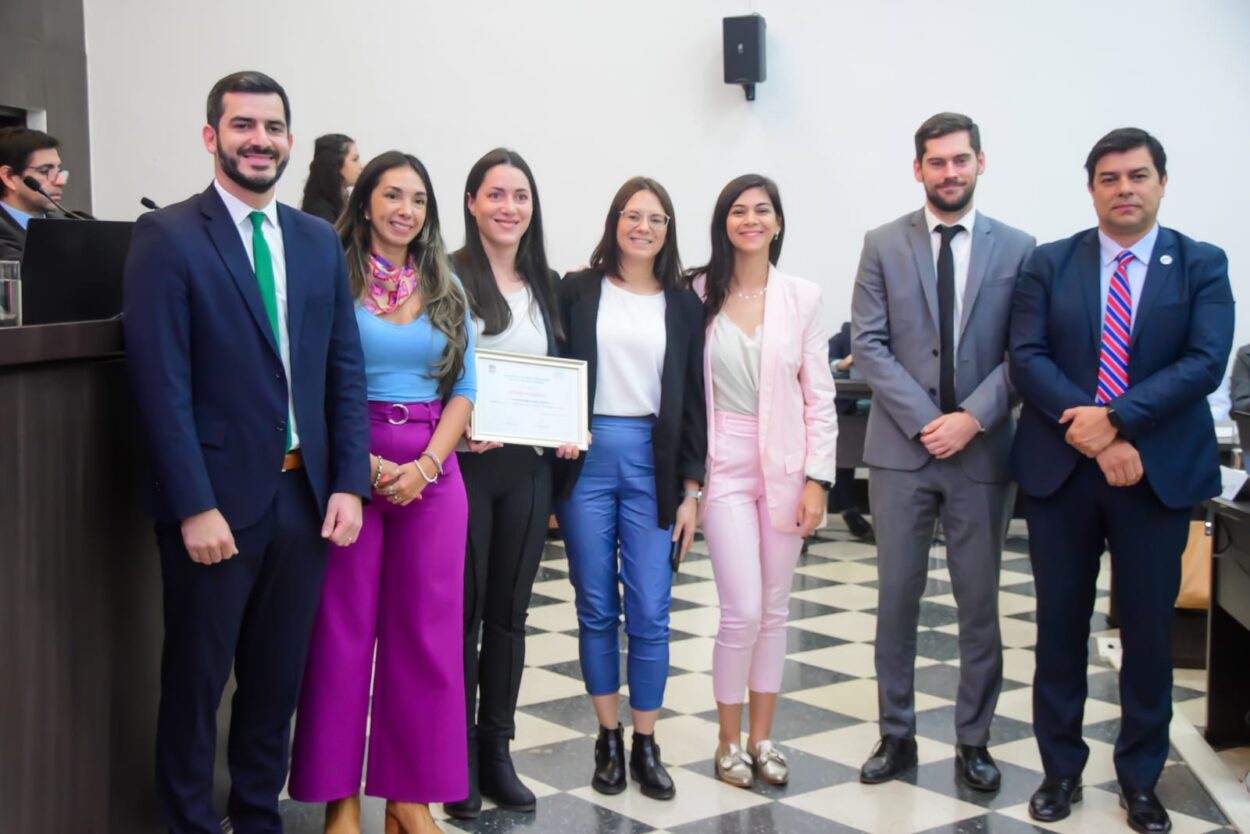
[249,211,291,452]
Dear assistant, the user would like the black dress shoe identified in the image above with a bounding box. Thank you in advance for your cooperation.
[479,735,536,812]
[954,744,1001,792]
[842,510,875,541]
[444,735,481,819]
[630,731,676,800]
[1120,787,1171,833]
[1029,776,1083,822]
[592,725,627,795]
[859,736,918,784]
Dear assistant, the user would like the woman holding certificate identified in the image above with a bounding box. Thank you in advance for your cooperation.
[555,176,707,801]
[688,174,837,789]
[444,148,580,821]
[289,150,474,834]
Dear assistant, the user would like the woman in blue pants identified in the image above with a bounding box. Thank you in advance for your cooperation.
[554,176,707,801]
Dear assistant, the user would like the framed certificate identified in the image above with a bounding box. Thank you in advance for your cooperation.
[470,349,589,449]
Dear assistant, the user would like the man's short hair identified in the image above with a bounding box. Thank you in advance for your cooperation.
[206,71,291,131]
[1084,128,1167,185]
[0,127,60,198]
[914,112,981,161]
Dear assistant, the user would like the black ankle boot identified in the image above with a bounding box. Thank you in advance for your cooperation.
[479,735,536,812]
[443,734,481,819]
[592,725,627,795]
[630,731,675,800]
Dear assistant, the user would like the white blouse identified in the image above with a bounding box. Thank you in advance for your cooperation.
[476,284,548,357]
[710,312,761,415]
[593,277,666,416]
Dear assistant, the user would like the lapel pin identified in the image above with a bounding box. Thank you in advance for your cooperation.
[1159,254,1173,265]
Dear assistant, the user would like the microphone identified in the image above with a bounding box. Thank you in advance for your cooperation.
[22,175,90,220]
[140,197,160,211]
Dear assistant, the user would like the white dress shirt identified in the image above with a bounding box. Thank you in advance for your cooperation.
[593,277,666,417]
[923,204,977,357]
[212,179,300,448]
[1097,223,1158,326]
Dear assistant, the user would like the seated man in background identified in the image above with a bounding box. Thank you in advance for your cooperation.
[828,320,874,540]
[0,127,69,260]
[1232,343,1250,414]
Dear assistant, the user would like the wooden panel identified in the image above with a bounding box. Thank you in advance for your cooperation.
[0,350,163,832]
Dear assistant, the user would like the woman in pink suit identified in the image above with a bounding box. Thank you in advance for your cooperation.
[688,174,838,789]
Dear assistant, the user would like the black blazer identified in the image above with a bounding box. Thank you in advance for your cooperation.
[301,194,343,226]
[554,269,707,528]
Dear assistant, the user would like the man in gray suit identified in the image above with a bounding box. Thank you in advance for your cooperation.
[851,112,1035,790]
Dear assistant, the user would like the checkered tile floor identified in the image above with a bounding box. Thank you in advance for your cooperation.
[279,520,1237,833]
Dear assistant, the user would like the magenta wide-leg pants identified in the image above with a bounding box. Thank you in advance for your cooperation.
[289,401,468,803]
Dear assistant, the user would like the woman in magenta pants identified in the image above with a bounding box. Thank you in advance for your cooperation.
[288,151,474,834]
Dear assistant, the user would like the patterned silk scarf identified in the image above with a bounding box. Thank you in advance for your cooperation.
[362,252,416,314]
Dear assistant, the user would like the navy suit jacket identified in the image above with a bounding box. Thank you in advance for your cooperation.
[1009,226,1234,509]
[123,184,370,529]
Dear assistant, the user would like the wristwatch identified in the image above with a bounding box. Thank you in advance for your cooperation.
[806,476,833,491]
[683,488,703,500]
[1105,405,1124,431]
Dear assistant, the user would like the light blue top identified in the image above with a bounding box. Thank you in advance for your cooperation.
[1,202,34,230]
[1097,223,1158,324]
[356,303,477,403]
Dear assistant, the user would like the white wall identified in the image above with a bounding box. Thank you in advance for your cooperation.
[85,0,1250,355]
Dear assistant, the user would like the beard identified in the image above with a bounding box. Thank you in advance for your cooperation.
[926,177,977,214]
[217,143,289,194]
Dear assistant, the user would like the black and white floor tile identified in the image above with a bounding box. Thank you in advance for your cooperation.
[279,520,1239,833]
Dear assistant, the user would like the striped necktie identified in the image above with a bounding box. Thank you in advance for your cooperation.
[1095,250,1133,404]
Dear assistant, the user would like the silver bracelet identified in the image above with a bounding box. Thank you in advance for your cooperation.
[372,456,385,489]
[414,458,439,484]
[421,449,444,475]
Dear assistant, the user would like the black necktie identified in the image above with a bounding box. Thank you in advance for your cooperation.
[935,223,963,413]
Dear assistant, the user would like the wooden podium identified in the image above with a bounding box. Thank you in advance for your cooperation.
[0,320,165,832]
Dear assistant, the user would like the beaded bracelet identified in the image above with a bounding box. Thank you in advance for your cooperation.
[372,456,386,489]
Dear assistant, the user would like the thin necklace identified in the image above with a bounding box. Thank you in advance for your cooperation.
[734,284,766,300]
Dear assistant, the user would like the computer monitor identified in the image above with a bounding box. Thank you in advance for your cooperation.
[1233,411,1250,469]
[21,217,134,325]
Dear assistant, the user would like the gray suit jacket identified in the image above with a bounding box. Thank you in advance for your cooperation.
[851,208,1035,482]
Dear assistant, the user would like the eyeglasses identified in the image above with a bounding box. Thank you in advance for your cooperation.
[25,165,69,186]
[619,210,670,229]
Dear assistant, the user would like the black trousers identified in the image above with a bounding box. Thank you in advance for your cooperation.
[1023,458,1188,791]
[155,471,326,834]
[459,445,552,744]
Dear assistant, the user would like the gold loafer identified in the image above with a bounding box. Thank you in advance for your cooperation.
[752,740,789,785]
[714,742,755,788]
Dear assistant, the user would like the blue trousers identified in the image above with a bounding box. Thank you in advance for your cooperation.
[556,416,674,711]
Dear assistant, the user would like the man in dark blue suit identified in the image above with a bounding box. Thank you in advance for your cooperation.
[1010,128,1233,833]
[124,71,370,833]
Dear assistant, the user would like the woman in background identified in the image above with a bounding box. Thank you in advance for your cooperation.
[689,174,837,789]
[301,133,362,224]
[555,176,706,802]
[444,148,581,820]
[289,150,473,834]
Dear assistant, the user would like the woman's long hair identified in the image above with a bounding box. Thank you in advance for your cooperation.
[452,148,562,342]
[338,150,467,399]
[686,174,786,322]
[300,133,354,220]
[589,176,683,290]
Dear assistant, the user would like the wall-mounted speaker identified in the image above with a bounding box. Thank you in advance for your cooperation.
[723,14,766,101]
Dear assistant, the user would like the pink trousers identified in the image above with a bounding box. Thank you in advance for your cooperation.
[702,411,804,705]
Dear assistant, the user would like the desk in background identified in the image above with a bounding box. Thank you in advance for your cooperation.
[1204,497,1250,746]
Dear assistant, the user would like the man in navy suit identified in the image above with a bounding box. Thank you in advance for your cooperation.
[124,71,369,833]
[1010,128,1233,833]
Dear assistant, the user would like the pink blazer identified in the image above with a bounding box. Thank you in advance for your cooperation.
[693,266,838,532]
